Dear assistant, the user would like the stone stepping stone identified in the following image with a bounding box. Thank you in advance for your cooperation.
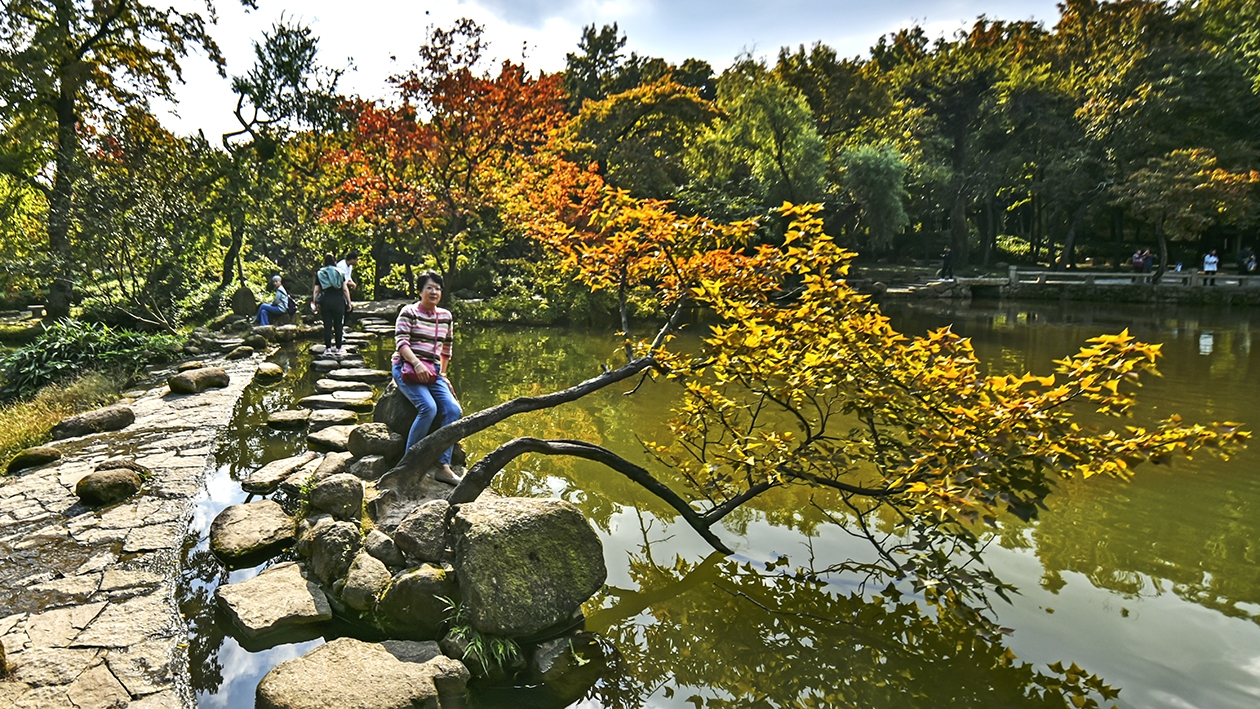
[210,500,296,564]
[327,367,391,384]
[307,425,355,452]
[256,637,468,709]
[315,378,372,394]
[242,452,319,494]
[216,561,332,639]
[7,445,62,474]
[169,367,230,394]
[225,345,255,360]
[309,409,358,431]
[312,344,358,355]
[299,392,375,413]
[344,332,372,341]
[267,410,310,431]
[313,357,366,372]
[177,360,206,372]
[75,469,142,506]
[51,404,135,439]
[257,362,284,379]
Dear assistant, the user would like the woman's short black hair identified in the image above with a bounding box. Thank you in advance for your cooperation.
[323,253,335,267]
[417,270,443,291]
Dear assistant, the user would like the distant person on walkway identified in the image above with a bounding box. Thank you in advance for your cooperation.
[1142,250,1155,273]
[939,246,954,280]
[254,275,290,326]
[392,271,462,485]
[1131,249,1144,273]
[336,250,360,292]
[1204,250,1219,285]
[313,253,351,353]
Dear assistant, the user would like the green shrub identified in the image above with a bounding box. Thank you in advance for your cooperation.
[0,319,180,400]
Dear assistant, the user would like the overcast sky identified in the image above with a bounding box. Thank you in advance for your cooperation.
[157,0,1062,140]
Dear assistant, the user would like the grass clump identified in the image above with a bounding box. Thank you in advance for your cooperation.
[0,371,127,466]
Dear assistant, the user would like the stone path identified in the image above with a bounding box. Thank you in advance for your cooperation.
[0,358,258,708]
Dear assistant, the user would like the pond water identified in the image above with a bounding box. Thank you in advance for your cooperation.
[180,300,1260,708]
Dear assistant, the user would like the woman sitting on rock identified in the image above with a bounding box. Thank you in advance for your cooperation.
[392,270,463,485]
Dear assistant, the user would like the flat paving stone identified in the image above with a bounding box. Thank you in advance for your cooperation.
[314,379,372,394]
[308,409,358,431]
[307,425,356,452]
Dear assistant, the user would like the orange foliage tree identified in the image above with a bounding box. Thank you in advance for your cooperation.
[322,19,566,292]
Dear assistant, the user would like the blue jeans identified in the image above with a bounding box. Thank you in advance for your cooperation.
[256,303,284,325]
[392,361,462,465]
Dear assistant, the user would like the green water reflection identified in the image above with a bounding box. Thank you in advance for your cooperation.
[186,301,1260,708]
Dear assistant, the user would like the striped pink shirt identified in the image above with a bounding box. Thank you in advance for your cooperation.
[393,303,453,366]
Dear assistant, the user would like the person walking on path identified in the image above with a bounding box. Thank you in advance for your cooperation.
[939,246,954,280]
[336,250,360,292]
[1204,250,1220,286]
[255,275,291,326]
[313,254,352,352]
[391,271,462,485]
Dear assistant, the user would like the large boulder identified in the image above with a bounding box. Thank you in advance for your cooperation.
[242,452,319,494]
[373,381,416,437]
[243,333,269,350]
[393,500,450,564]
[450,497,606,637]
[307,520,362,585]
[7,445,62,474]
[216,561,332,639]
[375,565,458,640]
[341,552,391,612]
[255,637,469,709]
[309,474,364,522]
[225,345,255,360]
[168,367,230,394]
[348,423,405,463]
[210,500,295,564]
[75,469,142,506]
[231,285,258,316]
[50,404,134,440]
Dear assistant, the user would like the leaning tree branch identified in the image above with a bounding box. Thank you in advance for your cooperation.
[447,437,734,554]
[379,356,659,487]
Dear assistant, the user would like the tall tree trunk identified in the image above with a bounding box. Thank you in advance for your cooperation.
[1054,203,1088,271]
[950,189,970,268]
[983,196,996,267]
[219,204,245,288]
[1153,222,1169,284]
[372,226,390,299]
[46,87,78,319]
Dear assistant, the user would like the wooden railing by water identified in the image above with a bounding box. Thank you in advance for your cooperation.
[1007,266,1260,288]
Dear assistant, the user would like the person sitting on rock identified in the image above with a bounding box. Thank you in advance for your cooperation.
[392,270,463,485]
[255,275,291,326]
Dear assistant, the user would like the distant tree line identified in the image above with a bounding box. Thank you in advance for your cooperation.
[2,0,1259,328]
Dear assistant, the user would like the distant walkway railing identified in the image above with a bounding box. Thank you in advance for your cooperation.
[1007,267,1260,288]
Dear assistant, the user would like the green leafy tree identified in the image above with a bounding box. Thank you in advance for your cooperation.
[835,144,910,250]
[0,0,244,318]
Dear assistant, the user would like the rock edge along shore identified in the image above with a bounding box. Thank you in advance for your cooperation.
[0,357,259,709]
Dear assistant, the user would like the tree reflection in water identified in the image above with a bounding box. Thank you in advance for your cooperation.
[579,544,1120,709]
